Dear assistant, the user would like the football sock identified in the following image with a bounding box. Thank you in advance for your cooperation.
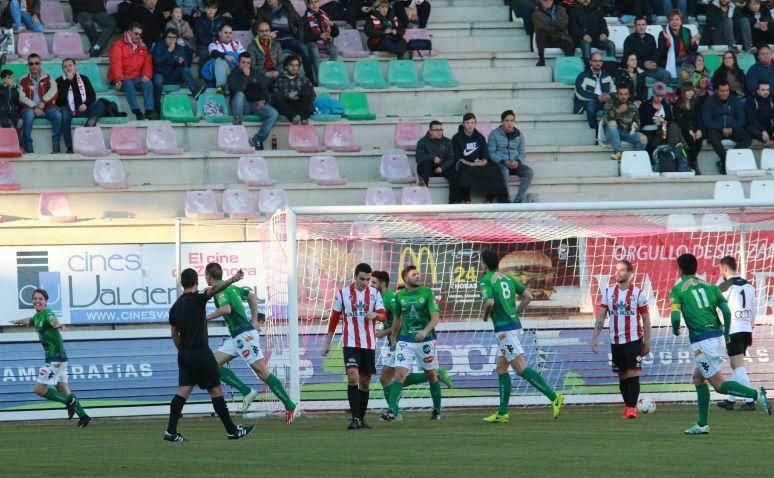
[167,394,186,435]
[219,367,252,396]
[718,380,758,400]
[211,395,237,435]
[266,374,295,411]
[521,367,557,402]
[618,379,627,405]
[382,382,392,403]
[734,367,754,403]
[696,384,710,427]
[388,382,403,415]
[347,385,360,420]
[629,376,640,408]
[358,389,370,421]
[403,373,429,387]
[44,387,68,405]
[429,379,442,411]
[498,373,512,415]
[67,393,87,419]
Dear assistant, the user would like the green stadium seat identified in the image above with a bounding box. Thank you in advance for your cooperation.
[197,93,234,123]
[163,84,181,93]
[554,57,584,85]
[162,93,199,123]
[353,59,389,89]
[387,60,424,88]
[41,62,62,79]
[421,59,458,87]
[318,60,353,90]
[4,63,28,80]
[738,53,755,73]
[703,54,721,75]
[339,91,375,120]
[96,94,129,124]
[78,63,108,92]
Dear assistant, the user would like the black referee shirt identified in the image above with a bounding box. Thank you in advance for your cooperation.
[169,290,211,350]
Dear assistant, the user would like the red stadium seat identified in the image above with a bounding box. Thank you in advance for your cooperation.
[73,127,110,156]
[39,192,77,222]
[16,32,52,60]
[146,123,184,155]
[364,187,396,205]
[334,29,369,58]
[0,161,21,190]
[379,153,415,183]
[323,123,361,152]
[0,128,22,158]
[53,32,89,60]
[237,156,275,186]
[394,122,424,150]
[185,190,225,220]
[258,188,288,215]
[218,125,256,154]
[289,124,324,153]
[110,126,147,155]
[400,186,432,205]
[93,159,129,189]
[41,2,72,29]
[223,187,260,219]
[309,155,346,185]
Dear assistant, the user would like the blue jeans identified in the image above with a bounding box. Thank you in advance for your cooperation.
[9,0,44,32]
[498,161,534,202]
[306,42,339,74]
[585,99,605,130]
[642,66,673,83]
[230,92,279,143]
[153,69,197,110]
[23,107,62,148]
[606,124,646,153]
[60,102,105,149]
[121,77,155,112]
[661,0,687,16]
[579,39,615,62]
[279,37,316,83]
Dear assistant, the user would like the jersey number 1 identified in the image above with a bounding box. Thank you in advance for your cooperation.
[691,289,710,309]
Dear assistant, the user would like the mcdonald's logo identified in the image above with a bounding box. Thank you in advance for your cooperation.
[397,246,438,284]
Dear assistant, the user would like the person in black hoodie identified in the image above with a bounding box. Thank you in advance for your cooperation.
[415,120,458,203]
[745,80,773,145]
[452,113,508,203]
[0,69,21,143]
[569,0,615,63]
[55,59,106,153]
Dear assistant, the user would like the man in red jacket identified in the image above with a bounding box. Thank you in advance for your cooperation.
[18,54,61,154]
[108,22,158,120]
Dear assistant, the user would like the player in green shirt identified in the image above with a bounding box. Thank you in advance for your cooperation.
[479,250,564,424]
[205,263,296,424]
[10,288,91,428]
[670,254,770,435]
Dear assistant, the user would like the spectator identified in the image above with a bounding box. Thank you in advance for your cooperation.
[745,80,773,145]
[0,69,21,142]
[574,52,616,130]
[661,0,687,18]
[203,23,245,94]
[746,45,772,93]
[630,0,654,23]
[1,0,43,32]
[56,59,107,153]
[344,0,372,28]
[364,0,408,59]
[603,84,646,160]
[639,81,685,156]
[511,0,537,39]
[272,55,315,124]
[304,0,340,76]
[178,0,205,20]
[152,28,207,111]
[131,0,172,46]
[702,81,751,174]
[615,53,648,102]
[679,52,713,99]
[108,23,157,120]
[71,0,117,57]
[712,51,747,98]
[416,120,458,204]
[487,110,534,203]
[194,0,226,63]
[532,0,574,66]
[257,0,317,85]
[738,0,773,49]
[248,22,283,88]
[623,16,673,84]
[569,0,615,63]
[452,113,508,204]
[656,9,700,80]
[167,6,196,50]
[218,0,255,30]
[392,0,431,29]
[705,0,750,52]
[18,53,60,153]
[227,52,278,149]
[673,84,705,173]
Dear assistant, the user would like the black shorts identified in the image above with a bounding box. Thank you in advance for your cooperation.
[726,332,753,356]
[178,348,221,390]
[611,339,643,374]
[343,347,377,376]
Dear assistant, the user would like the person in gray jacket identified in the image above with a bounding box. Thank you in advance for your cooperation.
[228,52,278,150]
[415,120,459,204]
[487,110,534,203]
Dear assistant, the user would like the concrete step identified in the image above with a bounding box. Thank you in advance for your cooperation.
[428,5,511,23]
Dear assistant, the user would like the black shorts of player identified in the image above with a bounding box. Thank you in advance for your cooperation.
[726,332,753,356]
[610,339,643,374]
[178,347,221,390]
[343,347,377,376]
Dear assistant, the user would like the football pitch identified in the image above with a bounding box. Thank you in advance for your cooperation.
[2,404,771,477]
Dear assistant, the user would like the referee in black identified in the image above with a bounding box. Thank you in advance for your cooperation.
[164,267,255,442]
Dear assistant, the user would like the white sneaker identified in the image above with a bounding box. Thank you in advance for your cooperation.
[240,389,259,412]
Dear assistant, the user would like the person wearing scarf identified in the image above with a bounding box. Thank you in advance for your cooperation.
[656,9,699,81]
[108,23,157,120]
[55,58,105,154]
[304,0,340,76]
[364,0,408,59]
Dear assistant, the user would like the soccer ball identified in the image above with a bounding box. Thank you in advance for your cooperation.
[636,396,656,414]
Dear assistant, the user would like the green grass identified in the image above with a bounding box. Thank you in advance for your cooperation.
[1,405,771,476]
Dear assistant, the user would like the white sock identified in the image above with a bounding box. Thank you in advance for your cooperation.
[735,366,754,403]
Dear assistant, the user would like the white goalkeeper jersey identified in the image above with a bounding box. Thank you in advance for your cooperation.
[331,284,384,350]
[598,285,649,345]
[719,276,755,334]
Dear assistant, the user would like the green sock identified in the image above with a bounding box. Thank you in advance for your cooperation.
[718,380,758,400]
[521,367,557,402]
[266,374,296,411]
[696,383,710,427]
[498,373,512,415]
[382,382,392,403]
[67,393,87,419]
[429,380,442,411]
[404,373,429,387]
[44,387,68,405]
[388,382,403,415]
[219,367,252,396]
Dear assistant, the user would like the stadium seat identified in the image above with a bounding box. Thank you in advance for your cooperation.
[726,149,765,177]
[666,213,696,231]
[379,153,415,183]
[198,93,234,123]
[713,180,745,200]
[750,180,774,200]
[0,128,22,158]
[323,123,361,152]
[80,63,108,92]
[421,59,458,87]
[233,30,253,49]
[73,127,110,156]
[109,126,147,155]
[403,28,434,56]
[761,149,774,172]
[4,63,28,80]
[608,25,629,54]
[620,152,658,178]
[309,155,346,185]
[93,159,129,189]
[334,29,370,58]
[40,1,71,29]
[237,156,275,186]
[162,94,199,123]
[16,32,52,60]
[353,59,389,89]
[738,53,756,73]
[476,121,494,140]
[339,91,376,120]
[554,57,584,85]
[288,124,324,152]
[318,61,353,90]
[364,187,396,205]
[400,186,432,205]
[106,0,120,13]
[290,0,305,15]
[0,161,21,190]
[258,188,288,215]
[646,25,663,39]
[96,95,129,124]
[52,32,88,59]
[394,121,424,150]
[185,190,225,220]
[222,187,260,219]
[217,125,256,154]
[703,54,722,75]
[39,192,77,222]
[701,213,733,232]
[146,123,184,155]
[387,60,424,88]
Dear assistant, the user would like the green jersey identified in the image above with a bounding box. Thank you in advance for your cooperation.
[213,283,254,338]
[382,289,396,331]
[31,308,67,362]
[480,271,526,332]
[669,275,726,343]
[394,286,439,343]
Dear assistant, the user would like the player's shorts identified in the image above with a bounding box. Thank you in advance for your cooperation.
[726,332,753,357]
[343,347,377,375]
[495,330,525,362]
[36,361,68,386]
[217,329,265,365]
[394,340,438,371]
[610,339,643,374]
[379,343,395,368]
[178,347,221,390]
[691,336,727,379]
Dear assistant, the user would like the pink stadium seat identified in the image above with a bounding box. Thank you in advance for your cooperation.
[476,121,494,140]
[253,0,265,8]
[106,0,121,14]
[93,159,129,189]
[364,187,396,205]
[394,122,424,150]
[289,124,324,153]
[237,156,275,186]
[0,128,22,158]
[400,186,432,205]
[0,161,21,190]
[309,155,346,185]
[146,123,184,155]
[39,192,77,222]
[290,0,306,15]
[233,31,253,49]
[73,127,110,156]
[16,32,53,60]
[40,2,71,29]
[379,153,415,183]
[53,32,89,60]
[258,188,288,215]
[222,187,260,219]
[185,190,225,220]
[403,28,434,56]
[110,126,147,155]
[218,125,255,154]
[334,29,369,58]
[323,123,361,152]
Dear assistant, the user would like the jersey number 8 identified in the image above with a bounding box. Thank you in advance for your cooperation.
[500,282,511,299]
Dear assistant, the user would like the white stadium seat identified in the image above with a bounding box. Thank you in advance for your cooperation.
[725,149,765,177]
[750,180,774,200]
[713,180,745,200]
[620,151,659,178]
[701,213,734,232]
[666,213,697,231]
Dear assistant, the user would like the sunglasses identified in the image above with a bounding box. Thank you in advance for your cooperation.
[28,61,40,66]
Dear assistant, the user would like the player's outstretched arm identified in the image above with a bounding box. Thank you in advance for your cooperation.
[9,317,32,326]
[205,270,244,298]
[591,306,606,353]
[515,289,533,317]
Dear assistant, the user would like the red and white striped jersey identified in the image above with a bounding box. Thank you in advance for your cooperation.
[328,284,385,350]
[598,285,649,344]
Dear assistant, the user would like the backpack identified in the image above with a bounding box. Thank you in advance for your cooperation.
[653,145,690,173]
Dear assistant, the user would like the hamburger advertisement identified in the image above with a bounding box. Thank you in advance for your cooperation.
[498,250,556,301]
